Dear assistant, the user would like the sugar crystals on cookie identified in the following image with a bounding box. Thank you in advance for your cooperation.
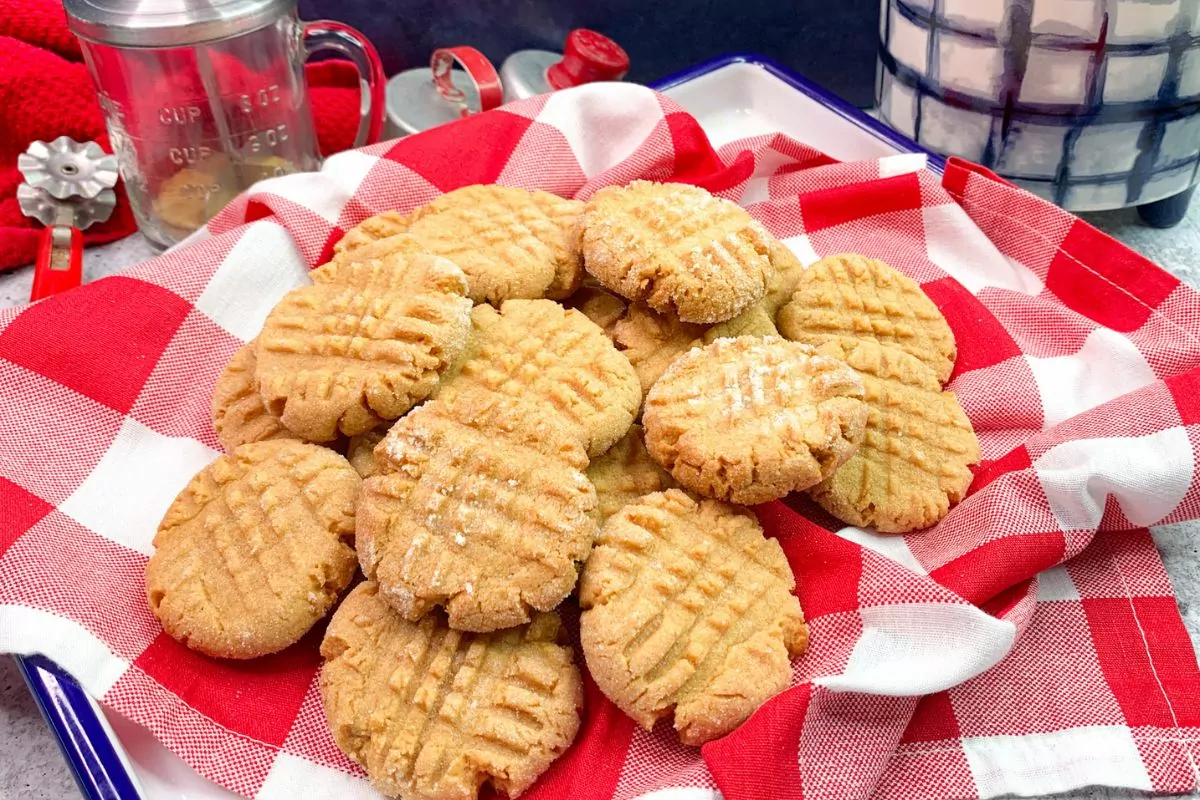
[643,336,868,505]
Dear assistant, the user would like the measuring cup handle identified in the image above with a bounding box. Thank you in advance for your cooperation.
[302,21,386,147]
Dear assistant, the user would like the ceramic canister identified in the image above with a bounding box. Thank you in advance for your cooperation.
[877,0,1200,212]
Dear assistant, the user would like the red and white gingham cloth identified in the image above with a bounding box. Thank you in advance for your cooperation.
[1,84,1199,800]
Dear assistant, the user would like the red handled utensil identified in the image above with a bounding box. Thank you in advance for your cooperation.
[17,137,118,302]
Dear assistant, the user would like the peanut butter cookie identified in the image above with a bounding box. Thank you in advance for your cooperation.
[346,428,387,479]
[256,253,472,441]
[702,303,778,343]
[778,253,957,384]
[643,336,867,505]
[610,304,705,400]
[357,393,597,632]
[702,237,808,343]
[321,582,583,800]
[435,299,640,457]
[580,181,774,323]
[312,232,432,285]
[334,210,410,259]
[579,489,807,745]
[527,190,586,300]
[146,440,359,659]
[210,339,298,453]
[587,424,677,525]
[808,339,979,533]
[564,279,628,336]
[399,185,583,305]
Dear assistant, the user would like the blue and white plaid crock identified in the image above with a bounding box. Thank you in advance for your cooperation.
[877,0,1200,213]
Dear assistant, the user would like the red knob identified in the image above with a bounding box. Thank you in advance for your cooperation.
[546,29,630,89]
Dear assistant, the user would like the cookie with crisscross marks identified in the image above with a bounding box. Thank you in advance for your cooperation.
[808,339,979,533]
[778,253,957,383]
[580,181,775,323]
[395,185,583,305]
[313,232,433,286]
[146,440,359,659]
[703,237,809,343]
[358,392,598,632]
[587,424,677,525]
[610,303,705,401]
[435,299,640,457]
[256,252,472,442]
[579,489,807,745]
[334,209,411,258]
[210,339,298,452]
[643,337,868,505]
[321,582,583,800]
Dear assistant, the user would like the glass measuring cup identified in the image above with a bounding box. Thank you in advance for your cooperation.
[64,0,384,248]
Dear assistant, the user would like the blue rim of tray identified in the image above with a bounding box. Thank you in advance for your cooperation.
[654,52,947,174]
[14,51,936,800]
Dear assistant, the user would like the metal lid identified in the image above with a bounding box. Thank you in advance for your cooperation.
[63,0,293,48]
[385,68,474,137]
[385,49,502,137]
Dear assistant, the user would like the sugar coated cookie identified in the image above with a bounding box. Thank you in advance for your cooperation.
[435,299,640,457]
[357,393,597,632]
[643,337,867,505]
[581,181,774,323]
[808,339,979,533]
[579,489,807,745]
[778,253,956,384]
[257,253,472,441]
[146,440,359,659]
[321,583,583,800]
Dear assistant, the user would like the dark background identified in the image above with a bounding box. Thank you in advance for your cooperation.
[299,0,881,106]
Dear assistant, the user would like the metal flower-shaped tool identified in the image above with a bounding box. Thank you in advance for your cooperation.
[17,137,118,301]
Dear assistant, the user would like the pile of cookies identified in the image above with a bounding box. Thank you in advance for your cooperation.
[144,180,978,800]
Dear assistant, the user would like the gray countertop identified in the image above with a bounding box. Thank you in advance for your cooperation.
[1,207,1198,800]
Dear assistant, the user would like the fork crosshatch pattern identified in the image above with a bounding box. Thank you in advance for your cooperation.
[2,84,1200,800]
[878,0,1200,210]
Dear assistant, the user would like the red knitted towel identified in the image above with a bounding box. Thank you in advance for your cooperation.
[0,0,366,272]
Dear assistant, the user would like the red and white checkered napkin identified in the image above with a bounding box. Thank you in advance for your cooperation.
[1,84,1199,800]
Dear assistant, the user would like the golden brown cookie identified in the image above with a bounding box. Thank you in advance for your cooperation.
[398,185,582,305]
[643,336,867,505]
[564,279,628,336]
[611,304,706,400]
[579,489,807,745]
[334,210,411,258]
[700,238,807,343]
[528,191,586,300]
[435,299,640,458]
[808,339,979,533]
[357,393,597,632]
[312,232,433,285]
[256,253,472,441]
[210,339,298,453]
[763,237,809,315]
[580,181,775,323]
[321,582,583,800]
[346,428,387,479]
[702,303,778,343]
[587,424,677,525]
[146,440,359,659]
[777,253,957,384]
